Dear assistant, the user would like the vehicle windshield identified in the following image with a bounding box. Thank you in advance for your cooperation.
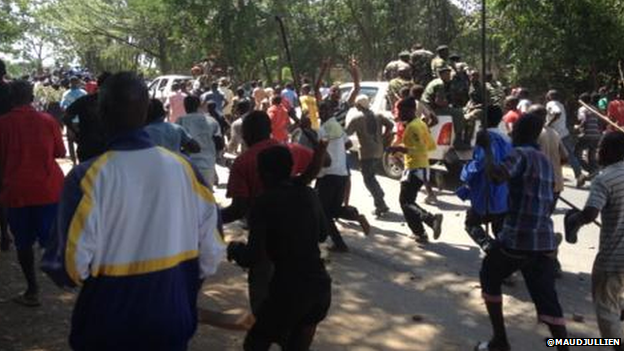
[340,86,379,106]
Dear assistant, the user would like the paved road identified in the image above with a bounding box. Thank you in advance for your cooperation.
[0,161,604,351]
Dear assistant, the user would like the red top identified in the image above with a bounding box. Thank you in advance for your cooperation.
[503,109,521,127]
[608,99,624,129]
[0,106,66,207]
[226,139,313,199]
[267,104,290,142]
[85,81,98,95]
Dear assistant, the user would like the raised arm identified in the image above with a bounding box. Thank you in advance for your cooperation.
[314,59,331,101]
[345,59,361,107]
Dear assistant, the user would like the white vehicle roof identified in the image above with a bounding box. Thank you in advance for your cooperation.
[153,75,193,80]
[339,81,388,89]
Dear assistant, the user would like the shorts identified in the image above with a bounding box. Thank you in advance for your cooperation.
[480,245,565,325]
[7,204,58,251]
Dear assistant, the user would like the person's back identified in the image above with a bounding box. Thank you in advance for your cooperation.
[65,93,108,161]
[177,112,220,179]
[0,104,65,207]
[267,101,290,142]
[145,120,190,153]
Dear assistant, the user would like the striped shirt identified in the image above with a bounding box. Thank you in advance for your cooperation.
[586,161,624,273]
[498,145,557,251]
[578,106,602,140]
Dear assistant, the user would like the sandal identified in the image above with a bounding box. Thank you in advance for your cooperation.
[474,341,511,351]
[12,293,41,307]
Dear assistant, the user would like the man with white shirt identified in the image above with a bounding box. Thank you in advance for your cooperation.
[545,89,584,187]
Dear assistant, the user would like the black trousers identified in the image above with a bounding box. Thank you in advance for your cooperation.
[360,158,387,210]
[399,170,434,236]
[316,175,359,248]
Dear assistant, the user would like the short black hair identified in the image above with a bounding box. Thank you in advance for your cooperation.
[236,99,252,115]
[485,105,503,128]
[9,80,34,105]
[397,97,417,122]
[599,132,624,166]
[242,110,271,146]
[184,95,200,113]
[98,72,149,134]
[258,146,293,187]
[272,95,282,105]
[511,113,544,146]
[147,99,166,123]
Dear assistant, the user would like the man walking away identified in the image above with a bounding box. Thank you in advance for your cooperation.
[0,80,65,306]
[144,98,199,154]
[176,95,224,189]
[228,146,331,351]
[42,72,225,351]
[477,113,569,351]
[566,132,624,350]
[346,95,393,217]
[389,97,443,244]
[575,93,602,174]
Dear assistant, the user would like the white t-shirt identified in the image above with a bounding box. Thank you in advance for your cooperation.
[546,100,569,138]
[517,99,532,113]
[318,118,349,177]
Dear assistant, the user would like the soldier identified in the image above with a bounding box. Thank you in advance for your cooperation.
[410,44,434,86]
[384,51,411,81]
[431,45,451,78]
[423,66,469,150]
[388,63,414,108]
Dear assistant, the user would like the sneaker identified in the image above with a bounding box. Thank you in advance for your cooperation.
[415,234,429,244]
[373,206,390,218]
[357,215,371,236]
[431,214,443,240]
[564,209,582,244]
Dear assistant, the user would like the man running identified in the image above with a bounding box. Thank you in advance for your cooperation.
[42,72,225,351]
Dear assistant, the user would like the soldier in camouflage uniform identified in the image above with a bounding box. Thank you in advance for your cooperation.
[422,66,470,150]
[431,45,451,79]
[388,63,414,108]
[384,51,411,81]
[410,44,434,86]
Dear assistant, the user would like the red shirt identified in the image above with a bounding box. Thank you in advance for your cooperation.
[503,109,521,128]
[267,104,290,142]
[0,106,66,207]
[226,139,313,199]
[608,99,624,128]
[85,81,98,95]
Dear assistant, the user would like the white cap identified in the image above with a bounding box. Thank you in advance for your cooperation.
[355,95,370,109]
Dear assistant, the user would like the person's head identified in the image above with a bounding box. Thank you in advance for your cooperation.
[257,80,264,88]
[69,76,80,89]
[546,89,560,102]
[591,92,601,105]
[271,95,282,106]
[598,86,608,96]
[399,50,410,63]
[10,80,34,106]
[242,110,271,146]
[265,87,275,97]
[184,95,201,113]
[236,86,245,97]
[250,81,258,89]
[329,85,341,101]
[399,86,411,99]
[301,84,311,95]
[397,63,412,80]
[98,72,149,135]
[236,99,252,116]
[206,100,217,113]
[517,88,529,99]
[219,77,229,87]
[0,59,6,78]
[398,96,417,122]
[211,82,218,91]
[258,146,293,188]
[527,104,547,123]
[436,45,449,59]
[485,105,503,128]
[147,98,166,124]
[410,85,425,100]
[511,113,544,146]
[449,54,461,63]
[171,82,179,92]
[579,92,591,104]
[355,95,370,111]
[412,43,424,51]
[598,132,624,167]
[469,69,480,82]
[438,67,452,82]
[504,96,520,112]
[285,82,294,90]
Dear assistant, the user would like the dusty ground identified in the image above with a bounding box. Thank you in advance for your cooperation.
[0,162,606,350]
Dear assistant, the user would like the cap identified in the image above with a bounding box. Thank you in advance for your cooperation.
[437,66,452,73]
[355,95,370,109]
[399,50,410,58]
[449,53,461,61]
[436,45,449,52]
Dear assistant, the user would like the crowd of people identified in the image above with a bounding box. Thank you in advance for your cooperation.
[1,44,624,351]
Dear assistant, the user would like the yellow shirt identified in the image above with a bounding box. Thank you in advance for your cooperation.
[403,118,435,169]
[300,95,320,130]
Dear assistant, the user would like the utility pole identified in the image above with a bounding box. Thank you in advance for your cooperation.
[275,15,299,91]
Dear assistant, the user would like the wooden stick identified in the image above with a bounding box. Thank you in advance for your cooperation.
[618,61,624,90]
[578,100,624,134]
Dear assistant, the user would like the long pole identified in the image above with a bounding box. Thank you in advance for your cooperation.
[481,0,491,236]
[275,15,300,91]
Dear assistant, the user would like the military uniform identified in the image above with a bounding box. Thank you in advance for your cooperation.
[388,77,414,107]
[410,49,434,86]
[431,57,450,78]
[423,77,469,149]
